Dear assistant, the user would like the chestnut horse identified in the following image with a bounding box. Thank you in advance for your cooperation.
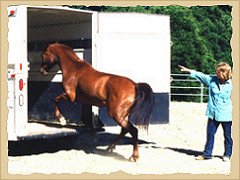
[40,43,154,161]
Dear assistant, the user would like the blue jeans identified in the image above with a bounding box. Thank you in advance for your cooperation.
[203,118,233,158]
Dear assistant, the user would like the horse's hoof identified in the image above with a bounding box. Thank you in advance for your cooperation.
[106,148,112,153]
[129,155,139,162]
[59,117,67,126]
[106,147,113,153]
[106,146,115,153]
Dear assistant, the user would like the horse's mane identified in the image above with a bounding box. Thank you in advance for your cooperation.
[60,44,74,52]
[57,43,82,62]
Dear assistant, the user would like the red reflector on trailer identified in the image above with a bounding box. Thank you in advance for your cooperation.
[11,74,15,78]
[19,79,23,90]
[10,10,15,15]
[20,63,22,70]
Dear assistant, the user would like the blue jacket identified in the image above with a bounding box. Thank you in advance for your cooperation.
[190,70,233,122]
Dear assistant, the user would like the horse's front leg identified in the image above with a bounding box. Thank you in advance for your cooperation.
[54,92,68,125]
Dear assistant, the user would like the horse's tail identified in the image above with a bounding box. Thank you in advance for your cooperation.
[129,83,155,130]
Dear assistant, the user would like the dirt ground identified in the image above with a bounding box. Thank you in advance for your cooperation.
[8,102,231,175]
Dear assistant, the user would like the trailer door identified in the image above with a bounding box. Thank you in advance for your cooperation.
[8,6,29,139]
[94,12,170,93]
[93,12,171,125]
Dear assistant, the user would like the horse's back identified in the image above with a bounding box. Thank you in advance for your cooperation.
[107,74,136,94]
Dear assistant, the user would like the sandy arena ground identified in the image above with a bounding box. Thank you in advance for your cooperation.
[8,102,232,175]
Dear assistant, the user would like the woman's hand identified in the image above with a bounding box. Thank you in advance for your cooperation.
[178,65,192,73]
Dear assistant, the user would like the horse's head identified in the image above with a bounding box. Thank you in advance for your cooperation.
[40,47,58,76]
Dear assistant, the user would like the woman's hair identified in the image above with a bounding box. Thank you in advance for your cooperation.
[216,62,232,81]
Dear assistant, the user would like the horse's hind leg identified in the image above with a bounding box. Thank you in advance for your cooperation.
[127,123,139,162]
[106,123,139,162]
[106,127,128,152]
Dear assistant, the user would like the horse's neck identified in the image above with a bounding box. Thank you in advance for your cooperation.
[58,50,86,74]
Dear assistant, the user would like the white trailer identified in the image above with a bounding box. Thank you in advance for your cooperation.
[7,5,171,140]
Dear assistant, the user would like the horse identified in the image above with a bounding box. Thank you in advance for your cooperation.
[40,43,154,162]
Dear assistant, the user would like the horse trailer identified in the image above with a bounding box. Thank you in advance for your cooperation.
[7,5,171,141]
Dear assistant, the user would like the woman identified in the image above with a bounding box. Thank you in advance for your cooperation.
[178,62,233,162]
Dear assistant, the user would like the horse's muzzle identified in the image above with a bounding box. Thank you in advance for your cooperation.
[40,67,48,76]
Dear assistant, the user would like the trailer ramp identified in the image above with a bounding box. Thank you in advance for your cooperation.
[15,122,79,140]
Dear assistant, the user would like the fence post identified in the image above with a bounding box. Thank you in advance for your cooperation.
[200,83,204,103]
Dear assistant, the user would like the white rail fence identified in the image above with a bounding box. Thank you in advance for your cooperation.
[170,74,211,103]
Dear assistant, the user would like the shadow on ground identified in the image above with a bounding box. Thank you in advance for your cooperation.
[164,147,202,156]
[8,128,155,161]
[164,147,222,159]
